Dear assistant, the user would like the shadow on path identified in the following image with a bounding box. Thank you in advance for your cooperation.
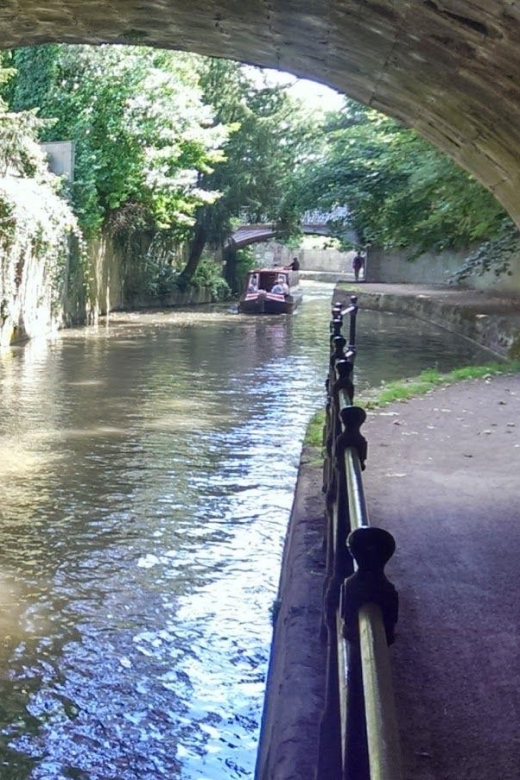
[257,344,520,779]
[364,374,520,780]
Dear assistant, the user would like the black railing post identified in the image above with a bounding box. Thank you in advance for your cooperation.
[317,305,350,780]
[346,296,358,354]
[318,292,402,780]
[344,527,399,646]
[330,302,343,341]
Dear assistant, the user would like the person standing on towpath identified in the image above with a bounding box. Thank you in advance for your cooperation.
[352,251,365,281]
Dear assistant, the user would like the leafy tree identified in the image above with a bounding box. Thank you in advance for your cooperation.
[292,101,512,254]
[179,59,315,291]
[7,45,229,238]
[0,55,77,198]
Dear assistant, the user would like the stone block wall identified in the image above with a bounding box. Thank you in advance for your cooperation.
[253,240,354,271]
[366,246,470,285]
[2,229,213,346]
[0,241,61,347]
[366,245,520,296]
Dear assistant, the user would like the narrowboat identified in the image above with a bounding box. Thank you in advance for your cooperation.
[238,268,303,314]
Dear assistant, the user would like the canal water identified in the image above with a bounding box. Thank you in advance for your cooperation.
[0,282,500,780]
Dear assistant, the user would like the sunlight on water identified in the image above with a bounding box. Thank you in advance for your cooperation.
[0,284,498,779]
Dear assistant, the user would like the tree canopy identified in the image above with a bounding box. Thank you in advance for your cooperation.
[179,58,316,288]
[7,45,229,237]
[290,102,513,254]
[4,46,316,292]
[3,45,516,293]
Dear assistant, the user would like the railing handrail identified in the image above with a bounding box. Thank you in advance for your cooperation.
[341,432,403,780]
[358,602,403,780]
[318,295,402,780]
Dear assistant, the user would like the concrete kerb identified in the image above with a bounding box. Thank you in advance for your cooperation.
[254,446,327,780]
[334,282,520,358]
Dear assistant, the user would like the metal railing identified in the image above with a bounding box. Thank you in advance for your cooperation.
[317,296,403,780]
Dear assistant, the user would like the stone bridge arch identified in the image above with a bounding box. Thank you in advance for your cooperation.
[229,211,358,250]
[5,3,520,228]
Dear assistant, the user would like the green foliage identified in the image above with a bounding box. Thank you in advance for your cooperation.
[0,109,51,179]
[142,262,180,298]
[450,222,520,283]
[292,101,511,254]
[0,177,83,318]
[0,60,82,320]
[136,228,229,301]
[235,246,257,292]
[180,59,316,288]
[197,59,307,229]
[3,45,515,301]
[7,46,318,295]
[7,45,60,113]
[8,45,229,238]
[142,254,229,301]
[3,47,319,297]
[304,409,326,448]
[190,257,230,301]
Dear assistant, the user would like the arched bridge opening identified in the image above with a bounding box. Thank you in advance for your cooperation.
[4,3,520,230]
[229,217,358,251]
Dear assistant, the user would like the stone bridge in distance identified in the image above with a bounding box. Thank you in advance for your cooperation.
[229,209,358,249]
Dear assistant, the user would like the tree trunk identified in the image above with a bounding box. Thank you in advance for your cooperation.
[223,245,239,295]
[178,221,208,286]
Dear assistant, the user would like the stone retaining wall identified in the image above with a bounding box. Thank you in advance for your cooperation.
[2,229,214,346]
[366,246,470,285]
[253,240,354,272]
[337,286,520,359]
[367,245,520,296]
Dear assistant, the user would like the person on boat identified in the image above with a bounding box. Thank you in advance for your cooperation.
[271,275,289,295]
[248,275,259,292]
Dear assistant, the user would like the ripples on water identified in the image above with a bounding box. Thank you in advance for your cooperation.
[0,282,500,779]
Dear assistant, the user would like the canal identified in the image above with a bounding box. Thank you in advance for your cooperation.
[0,282,500,779]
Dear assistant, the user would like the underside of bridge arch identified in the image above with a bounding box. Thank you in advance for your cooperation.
[230,225,357,249]
[6,2,520,227]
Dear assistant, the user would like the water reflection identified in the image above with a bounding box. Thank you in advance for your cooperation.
[0,283,500,779]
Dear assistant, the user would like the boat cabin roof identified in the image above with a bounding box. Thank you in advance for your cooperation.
[249,267,288,276]
[245,268,294,294]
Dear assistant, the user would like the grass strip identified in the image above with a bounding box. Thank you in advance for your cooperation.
[360,361,520,409]
[304,360,520,451]
[304,409,326,448]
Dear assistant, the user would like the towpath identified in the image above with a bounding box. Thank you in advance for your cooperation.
[364,372,520,780]
[257,282,520,780]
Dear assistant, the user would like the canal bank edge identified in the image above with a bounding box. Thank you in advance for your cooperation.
[334,282,520,359]
[254,445,327,780]
[255,283,520,779]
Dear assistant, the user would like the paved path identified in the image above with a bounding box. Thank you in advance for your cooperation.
[258,373,520,780]
[257,284,520,779]
[343,281,520,314]
[364,373,520,780]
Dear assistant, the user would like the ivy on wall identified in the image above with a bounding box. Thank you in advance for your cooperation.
[450,223,520,283]
[0,108,83,339]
